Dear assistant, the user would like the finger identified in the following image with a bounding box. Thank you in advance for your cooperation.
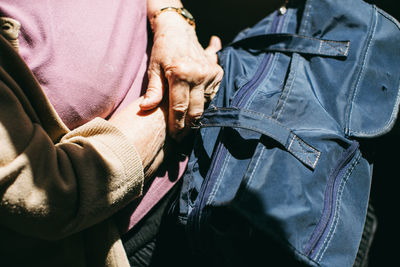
[204,35,222,61]
[169,79,190,138]
[140,66,165,110]
[206,35,222,52]
[204,65,224,103]
[187,84,205,125]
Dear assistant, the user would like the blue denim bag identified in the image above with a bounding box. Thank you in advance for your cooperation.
[178,0,400,266]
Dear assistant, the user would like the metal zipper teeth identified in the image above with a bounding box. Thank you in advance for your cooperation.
[304,141,359,256]
[187,10,287,251]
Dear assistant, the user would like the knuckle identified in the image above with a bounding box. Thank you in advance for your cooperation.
[164,55,224,88]
[212,65,223,78]
[197,67,209,81]
[166,60,213,84]
[174,64,189,76]
[173,122,185,131]
[171,103,188,115]
[203,63,223,82]
[188,110,203,120]
[166,62,192,79]
[171,116,186,132]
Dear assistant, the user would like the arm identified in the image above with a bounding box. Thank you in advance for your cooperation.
[0,39,167,240]
[141,0,223,140]
[109,96,167,179]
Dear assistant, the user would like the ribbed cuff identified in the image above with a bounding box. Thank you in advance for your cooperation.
[63,117,145,201]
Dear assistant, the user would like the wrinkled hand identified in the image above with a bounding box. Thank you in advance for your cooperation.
[110,96,168,179]
[140,12,223,140]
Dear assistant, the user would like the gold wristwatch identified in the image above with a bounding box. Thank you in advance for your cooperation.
[152,7,195,28]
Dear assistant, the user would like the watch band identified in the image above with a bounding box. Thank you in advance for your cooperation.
[151,7,196,30]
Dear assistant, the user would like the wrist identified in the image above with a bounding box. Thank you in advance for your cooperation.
[147,0,183,17]
[150,6,195,32]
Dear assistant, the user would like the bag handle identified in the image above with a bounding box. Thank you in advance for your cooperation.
[195,107,321,169]
[230,33,350,58]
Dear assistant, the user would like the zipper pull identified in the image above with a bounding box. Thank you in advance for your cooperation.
[279,0,289,15]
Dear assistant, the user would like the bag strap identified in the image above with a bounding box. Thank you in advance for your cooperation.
[195,107,321,169]
[230,33,350,58]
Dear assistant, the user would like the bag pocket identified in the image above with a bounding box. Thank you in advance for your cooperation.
[229,135,371,266]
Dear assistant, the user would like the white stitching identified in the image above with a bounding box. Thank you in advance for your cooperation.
[244,53,281,109]
[351,8,400,136]
[322,41,348,56]
[315,154,360,262]
[202,109,321,168]
[288,136,321,168]
[318,40,323,55]
[201,123,286,145]
[300,0,313,35]
[206,151,232,205]
[244,145,266,189]
[287,134,297,152]
[347,8,377,135]
[275,54,300,120]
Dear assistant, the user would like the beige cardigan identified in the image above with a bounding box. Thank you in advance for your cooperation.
[0,32,144,266]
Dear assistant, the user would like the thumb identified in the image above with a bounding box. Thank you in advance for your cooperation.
[205,35,222,63]
[140,67,164,110]
[205,35,222,54]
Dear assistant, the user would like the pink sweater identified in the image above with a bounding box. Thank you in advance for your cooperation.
[0,0,185,233]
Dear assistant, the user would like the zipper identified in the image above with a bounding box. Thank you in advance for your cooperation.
[232,8,286,107]
[304,141,359,257]
[186,130,226,251]
[187,9,287,252]
[232,53,273,107]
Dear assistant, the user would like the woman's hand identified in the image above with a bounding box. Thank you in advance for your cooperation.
[140,10,223,140]
[110,96,167,179]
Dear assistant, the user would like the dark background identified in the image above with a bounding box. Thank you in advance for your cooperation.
[183,0,399,266]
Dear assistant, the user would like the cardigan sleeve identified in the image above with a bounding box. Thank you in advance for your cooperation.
[0,70,145,241]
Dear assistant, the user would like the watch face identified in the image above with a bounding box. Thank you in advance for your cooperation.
[181,8,194,21]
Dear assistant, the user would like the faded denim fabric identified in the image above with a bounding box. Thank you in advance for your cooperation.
[178,0,400,266]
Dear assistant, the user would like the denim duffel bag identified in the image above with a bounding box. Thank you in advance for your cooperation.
[177,0,400,266]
